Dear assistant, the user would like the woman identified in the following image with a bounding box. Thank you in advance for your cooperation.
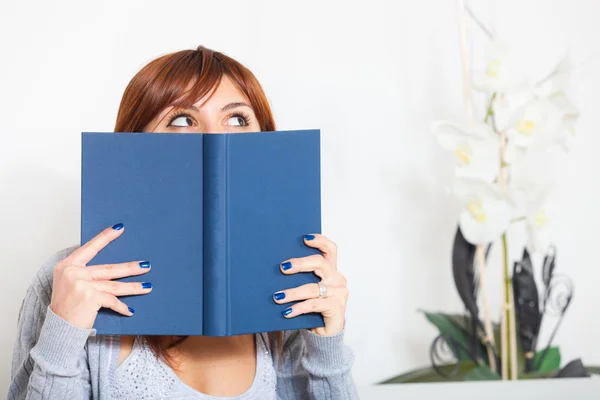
[9,46,357,399]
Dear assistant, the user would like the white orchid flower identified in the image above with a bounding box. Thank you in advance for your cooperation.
[508,148,559,203]
[533,53,580,152]
[452,178,514,245]
[505,98,562,149]
[506,148,559,253]
[534,52,573,98]
[432,121,500,182]
[524,187,556,254]
[523,184,557,253]
[472,41,529,94]
[547,90,580,152]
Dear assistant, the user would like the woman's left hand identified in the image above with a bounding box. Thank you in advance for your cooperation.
[273,234,348,336]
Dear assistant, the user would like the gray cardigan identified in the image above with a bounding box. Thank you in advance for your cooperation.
[8,246,358,399]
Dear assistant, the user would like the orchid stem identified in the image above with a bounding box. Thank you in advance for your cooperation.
[456,0,474,129]
[476,245,497,373]
[502,233,518,379]
[464,3,495,39]
[487,90,518,380]
[484,93,497,124]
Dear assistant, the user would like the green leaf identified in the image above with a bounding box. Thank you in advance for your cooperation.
[534,347,561,372]
[444,314,474,333]
[379,362,477,384]
[518,369,557,380]
[423,312,474,361]
[464,365,501,381]
[379,364,600,385]
[586,366,600,375]
[444,314,491,364]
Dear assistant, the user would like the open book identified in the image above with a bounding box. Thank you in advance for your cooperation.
[81,129,324,336]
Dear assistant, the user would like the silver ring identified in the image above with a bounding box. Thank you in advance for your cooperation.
[317,282,328,298]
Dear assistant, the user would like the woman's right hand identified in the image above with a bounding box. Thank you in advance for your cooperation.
[49,223,152,329]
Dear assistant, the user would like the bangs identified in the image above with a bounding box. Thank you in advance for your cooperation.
[164,50,226,111]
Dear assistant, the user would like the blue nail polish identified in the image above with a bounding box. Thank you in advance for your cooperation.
[282,307,293,317]
[281,261,292,271]
[304,234,315,241]
[128,306,135,314]
[112,223,124,230]
[139,261,151,268]
[142,282,152,289]
[274,291,286,301]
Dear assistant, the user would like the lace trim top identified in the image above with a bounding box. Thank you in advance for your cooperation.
[111,334,276,400]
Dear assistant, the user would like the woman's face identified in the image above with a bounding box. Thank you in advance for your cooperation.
[143,75,261,134]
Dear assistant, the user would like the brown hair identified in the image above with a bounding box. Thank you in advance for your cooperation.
[114,45,281,367]
[114,45,276,133]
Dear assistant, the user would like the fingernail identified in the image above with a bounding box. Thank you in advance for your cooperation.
[304,234,315,241]
[112,223,124,230]
[128,306,135,314]
[273,291,286,301]
[139,261,151,268]
[142,282,152,289]
[282,307,293,317]
[281,261,292,271]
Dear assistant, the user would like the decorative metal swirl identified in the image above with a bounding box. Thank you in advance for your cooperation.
[543,274,573,317]
[534,272,574,371]
[429,334,462,378]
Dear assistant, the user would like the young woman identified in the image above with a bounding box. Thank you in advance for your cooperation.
[9,46,357,399]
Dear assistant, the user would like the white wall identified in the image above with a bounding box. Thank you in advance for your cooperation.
[1,0,600,393]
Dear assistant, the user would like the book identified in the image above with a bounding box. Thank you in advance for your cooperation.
[80,129,325,336]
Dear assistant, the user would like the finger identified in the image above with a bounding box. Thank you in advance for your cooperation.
[280,254,334,279]
[96,292,135,316]
[87,260,151,281]
[68,223,125,266]
[273,282,320,304]
[303,234,337,268]
[274,285,346,304]
[93,280,153,297]
[282,297,345,319]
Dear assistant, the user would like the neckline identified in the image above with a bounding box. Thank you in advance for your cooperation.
[116,334,268,399]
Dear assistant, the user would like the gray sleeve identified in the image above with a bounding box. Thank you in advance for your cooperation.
[276,329,359,400]
[8,252,95,400]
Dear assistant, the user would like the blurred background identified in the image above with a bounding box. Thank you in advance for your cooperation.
[1,0,599,393]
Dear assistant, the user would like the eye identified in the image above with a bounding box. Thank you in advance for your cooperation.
[168,114,194,128]
[226,113,251,127]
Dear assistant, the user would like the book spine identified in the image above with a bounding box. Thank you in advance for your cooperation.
[202,135,229,336]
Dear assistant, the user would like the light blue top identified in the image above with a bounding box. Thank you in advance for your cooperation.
[9,246,358,399]
[112,334,276,399]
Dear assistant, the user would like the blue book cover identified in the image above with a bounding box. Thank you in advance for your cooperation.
[80,129,324,336]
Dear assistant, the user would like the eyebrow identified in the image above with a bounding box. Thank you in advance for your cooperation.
[184,102,253,113]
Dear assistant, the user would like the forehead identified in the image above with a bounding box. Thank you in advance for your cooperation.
[190,75,249,110]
